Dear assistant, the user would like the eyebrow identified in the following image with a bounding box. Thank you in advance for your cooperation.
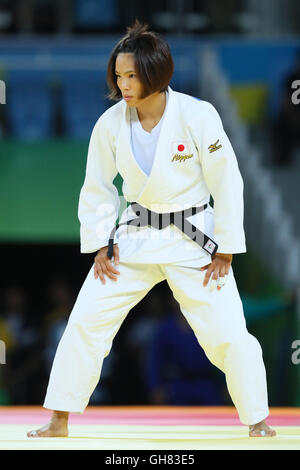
[115,70,135,75]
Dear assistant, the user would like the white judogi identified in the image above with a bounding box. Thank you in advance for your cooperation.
[78,87,246,263]
[43,87,269,425]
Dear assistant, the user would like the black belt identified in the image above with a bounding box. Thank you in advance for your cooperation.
[107,202,218,259]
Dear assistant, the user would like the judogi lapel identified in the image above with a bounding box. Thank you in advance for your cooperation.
[116,102,148,199]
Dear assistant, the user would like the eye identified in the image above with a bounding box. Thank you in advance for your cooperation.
[129,74,135,78]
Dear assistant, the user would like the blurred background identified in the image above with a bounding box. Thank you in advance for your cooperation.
[0,0,300,409]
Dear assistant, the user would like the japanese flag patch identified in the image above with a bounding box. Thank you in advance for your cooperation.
[171,142,193,162]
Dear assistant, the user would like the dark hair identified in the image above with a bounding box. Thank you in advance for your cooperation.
[106,20,174,100]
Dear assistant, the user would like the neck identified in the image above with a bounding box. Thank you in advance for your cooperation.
[136,91,166,124]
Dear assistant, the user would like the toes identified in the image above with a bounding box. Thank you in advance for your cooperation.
[27,427,68,438]
[249,429,276,437]
[249,431,266,437]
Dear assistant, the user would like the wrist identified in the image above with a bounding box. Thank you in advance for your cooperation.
[214,253,232,261]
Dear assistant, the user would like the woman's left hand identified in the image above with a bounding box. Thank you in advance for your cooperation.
[201,253,233,291]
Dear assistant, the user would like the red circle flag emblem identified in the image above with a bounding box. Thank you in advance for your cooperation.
[177,144,185,152]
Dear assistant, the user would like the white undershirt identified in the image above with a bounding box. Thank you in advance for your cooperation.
[130,92,168,176]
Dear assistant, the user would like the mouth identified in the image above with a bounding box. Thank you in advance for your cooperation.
[123,95,133,102]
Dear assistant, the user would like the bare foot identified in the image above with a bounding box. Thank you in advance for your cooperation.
[249,419,276,437]
[27,411,69,438]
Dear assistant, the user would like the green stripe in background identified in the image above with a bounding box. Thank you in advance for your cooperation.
[0,139,122,242]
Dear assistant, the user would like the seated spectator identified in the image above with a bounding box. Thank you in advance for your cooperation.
[43,276,118,405]
[144,295,224,406]
[110,287,166,404]
[43,278,75,373]
[0,317,14,404]
[1,285,41,404]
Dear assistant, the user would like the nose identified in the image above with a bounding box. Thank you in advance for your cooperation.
[119,77,130,91]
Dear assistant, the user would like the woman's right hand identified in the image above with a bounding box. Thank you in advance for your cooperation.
[94,244,120,284]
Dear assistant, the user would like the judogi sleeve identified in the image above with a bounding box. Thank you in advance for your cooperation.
[198,103,246,254]
[78,116,120,253]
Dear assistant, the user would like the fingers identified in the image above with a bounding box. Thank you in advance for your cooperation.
[200,264,209,271]
[113,245,120,265]
[94,262,99,280]
[217,274,227,291]
[104,259,120,279]
[95,261,120,284]
[94,261,106,284]
[94,245,120,285]
[217,265,227,291]
[202,259,230,291]
[203,264,217,288]
[209,268,220,292]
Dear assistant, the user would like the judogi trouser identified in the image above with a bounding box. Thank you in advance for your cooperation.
[43,260,269,426]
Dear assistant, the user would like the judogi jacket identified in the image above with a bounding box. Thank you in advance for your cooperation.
[78,87,246,266]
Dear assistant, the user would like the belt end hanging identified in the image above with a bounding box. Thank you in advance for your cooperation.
[203,239,218,256]
[107,239,114,259]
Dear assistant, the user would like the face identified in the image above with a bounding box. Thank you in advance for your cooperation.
[115,53,145,106]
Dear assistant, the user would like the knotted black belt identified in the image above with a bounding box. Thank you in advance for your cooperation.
[107,202,218,259]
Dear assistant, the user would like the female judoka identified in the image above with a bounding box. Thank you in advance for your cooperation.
[28,21,276,438]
